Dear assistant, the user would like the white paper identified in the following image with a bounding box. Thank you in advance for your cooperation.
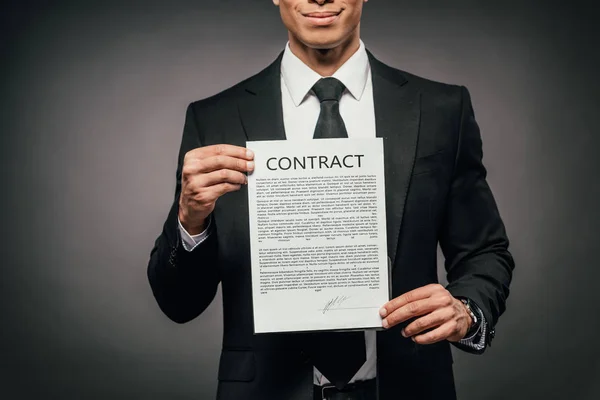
[247,138,389,333]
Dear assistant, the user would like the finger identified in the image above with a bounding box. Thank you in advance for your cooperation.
[402,307,454,337]
[412,320,459,345]
[380,284,446,318]
[187,144,254,161]
[197,169,248,187]
[184,183,243,208]
[212,182,243,197]
[382,296,447,329]
[184,155,255,175]
[205,182,243,199]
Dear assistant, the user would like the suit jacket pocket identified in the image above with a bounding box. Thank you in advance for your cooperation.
[412,150,447,176]
[218,349,256,382]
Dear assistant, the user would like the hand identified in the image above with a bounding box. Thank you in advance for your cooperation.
[379,284,473,345]
[178,144,255,234]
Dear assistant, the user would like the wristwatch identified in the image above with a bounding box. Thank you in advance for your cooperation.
[460,298,480,337]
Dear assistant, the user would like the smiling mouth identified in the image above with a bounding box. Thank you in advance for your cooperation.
[302,10,343,26]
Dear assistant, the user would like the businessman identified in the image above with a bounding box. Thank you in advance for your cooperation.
[147,0,515,399]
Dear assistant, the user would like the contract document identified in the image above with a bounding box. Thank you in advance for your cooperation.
[247,138,389,334]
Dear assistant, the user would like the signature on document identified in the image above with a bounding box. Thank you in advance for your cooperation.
[322,295,351,314]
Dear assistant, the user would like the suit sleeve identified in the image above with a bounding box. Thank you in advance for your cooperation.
[440,86,515,348]
[147,103,220,324]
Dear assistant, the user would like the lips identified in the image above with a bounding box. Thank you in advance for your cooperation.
[304,11,341,18]
[302,10,342,26]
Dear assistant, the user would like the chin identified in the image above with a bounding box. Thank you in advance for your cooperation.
[298,31,347,50]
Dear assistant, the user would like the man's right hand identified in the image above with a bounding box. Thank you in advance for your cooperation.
[178,144,255,235]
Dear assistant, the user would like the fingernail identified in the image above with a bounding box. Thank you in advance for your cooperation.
[401,329,407,337]
[382,319,389,329]
[379,307,387,317]
[244,175,248,184]
[246,149,254,159]
[247,161,255,170]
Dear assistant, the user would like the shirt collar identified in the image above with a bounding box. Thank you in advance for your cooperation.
[281,40,370,107]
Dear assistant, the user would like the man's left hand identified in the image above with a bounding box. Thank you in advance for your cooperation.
[379,284,473,344]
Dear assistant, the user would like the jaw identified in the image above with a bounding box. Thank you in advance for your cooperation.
[290,21,360,52]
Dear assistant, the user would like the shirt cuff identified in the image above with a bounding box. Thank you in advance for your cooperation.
[178,216,212,252]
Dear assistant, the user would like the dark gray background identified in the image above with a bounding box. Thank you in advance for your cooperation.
[2,0,599,399]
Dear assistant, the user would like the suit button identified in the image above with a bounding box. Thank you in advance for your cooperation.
[488,328,496,347]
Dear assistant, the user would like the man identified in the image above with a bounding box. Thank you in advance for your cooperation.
[147,0,515,399]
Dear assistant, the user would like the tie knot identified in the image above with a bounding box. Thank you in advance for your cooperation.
[312,77,346,103]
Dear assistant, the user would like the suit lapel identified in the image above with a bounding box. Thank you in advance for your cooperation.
[238,52,287,142]
[369,51,421,266]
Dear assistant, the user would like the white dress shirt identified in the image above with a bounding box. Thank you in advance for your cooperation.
[178,40,486,386]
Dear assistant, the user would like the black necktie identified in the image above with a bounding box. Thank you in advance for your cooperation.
[312,77,349,139]
[305,77,366,389]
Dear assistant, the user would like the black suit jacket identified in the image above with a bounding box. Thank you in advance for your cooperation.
[147,51,514,400]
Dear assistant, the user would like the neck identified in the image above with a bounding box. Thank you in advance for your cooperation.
[288,28,361,77]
